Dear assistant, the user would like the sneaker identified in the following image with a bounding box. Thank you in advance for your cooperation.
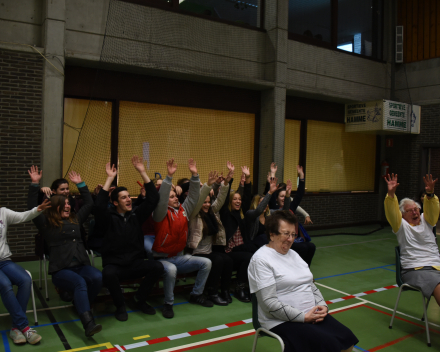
[162,304,174,319]
[10,329,26,344]
[130,296,156,315]
[189,294,214,307]
[115,304,128,321]
[24,329,42,345]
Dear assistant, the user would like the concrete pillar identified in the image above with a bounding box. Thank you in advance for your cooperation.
[41,0,66,185]
[258,0,288,192]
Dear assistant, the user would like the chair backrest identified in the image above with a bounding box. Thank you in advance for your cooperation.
[394,246,404,287]
[251,293,262,331]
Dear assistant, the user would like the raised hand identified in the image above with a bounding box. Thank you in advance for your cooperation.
[188,158,198,176]
[68,171,82,184]
[270,162,277,177]
[304,216,313,225]
[37,199,51,212]
[94,184,103,195]
[241,166,250,177]
[28,165,42,183]
[297,165,304,179]
[384,173,399,197]
[140,187,146,197]
[105,163,117,178]
[132,155,146,173]
[423,174,438,194]
[175,185,182,196]
[226,161,235,173]
[207,171,219,186]
[167,158,177,177]
[40,187,52,198]
[225,167,234,184]
[240,173,246,186]
[286,179,292,196]
[268,177,278,194]
[215,172,224,184]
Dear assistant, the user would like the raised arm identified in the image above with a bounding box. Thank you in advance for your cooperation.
[422,174,439,226]
[289,166,305,212]
[182,158,201,218]
[4,200,50,225]
[383,173,402,232]
[27,166,48,228]
[189,171,218,220]
[246,177,278,221]
[153,158,176,222]
[67,171,92,224]
[219,164,234,216]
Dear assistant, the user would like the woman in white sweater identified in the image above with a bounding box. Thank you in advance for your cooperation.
[0,185,50,345]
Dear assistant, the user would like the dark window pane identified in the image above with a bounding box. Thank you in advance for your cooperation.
[338,0,383,59]
[179,0,261,27]
[288,0,332,43]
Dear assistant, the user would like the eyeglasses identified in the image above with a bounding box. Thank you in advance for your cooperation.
[404,207,420,214]
[280,233,297,239]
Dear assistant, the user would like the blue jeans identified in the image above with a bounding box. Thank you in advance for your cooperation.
[0,261,31,330]
[52,265,102,315]
[158,254,211,305]
[144,235,155,255]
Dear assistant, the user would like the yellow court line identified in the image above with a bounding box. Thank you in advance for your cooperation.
[60,342,113,352]
[133,334,150,340]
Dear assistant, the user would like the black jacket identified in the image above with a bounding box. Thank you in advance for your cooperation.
[93,181,159,267]
[28,183,93,274]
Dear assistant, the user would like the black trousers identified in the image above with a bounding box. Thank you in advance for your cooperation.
[291,242,316,267]
[195,251,233,294]
[102,259,164,308]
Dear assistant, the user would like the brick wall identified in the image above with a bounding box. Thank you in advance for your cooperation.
[384,104,440,201]
[0,49,43,258]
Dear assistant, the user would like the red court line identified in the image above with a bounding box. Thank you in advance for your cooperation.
[188,328,210,336]
[226,321,246,328]
[363,304,440,334]
[175,332,255,352]
[368,329,424,352]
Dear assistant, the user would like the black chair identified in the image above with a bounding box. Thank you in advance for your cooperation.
[389,246,432,347]
[251,293,284,352]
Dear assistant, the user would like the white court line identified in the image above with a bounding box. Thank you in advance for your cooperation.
[0,304,74,317]
[318,237,394,249]
[315,282,440,328]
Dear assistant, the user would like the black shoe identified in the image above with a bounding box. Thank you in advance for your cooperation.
[220,290,232,304]
[130,296,156,315]
[209,294,228,306]
[189,294,214,307]
[115,304,128,321]
[162,304,174,319]
[79,311,102,337]
[235,284,250,303]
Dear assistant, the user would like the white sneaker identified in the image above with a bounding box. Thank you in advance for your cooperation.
[24,329,42,345]
[10,329,26,344]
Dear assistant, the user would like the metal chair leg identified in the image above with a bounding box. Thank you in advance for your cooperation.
[39,258,42,289]
[389,285,404,328]
[420,291,431,347]
[25,271,38,326]
[251,330,260,352]
[43,255,49,301]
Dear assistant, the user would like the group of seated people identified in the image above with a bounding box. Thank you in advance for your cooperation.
[1,156,439,351]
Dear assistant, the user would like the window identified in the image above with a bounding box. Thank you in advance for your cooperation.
[283,119,301,189]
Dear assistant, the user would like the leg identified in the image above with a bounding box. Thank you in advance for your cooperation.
[158,260,178,305]
[304,242,316,267]
[0,263,30,330]
[127,260,164,301]
[227,251,252,284]
[143,235,155,254]
[51,268,90,315]
[173,255,212,296]
[291,242,311,266]
[195,253,222,294]
[75,265,103,305]
[102,264,125,308]
[433,283,440,306]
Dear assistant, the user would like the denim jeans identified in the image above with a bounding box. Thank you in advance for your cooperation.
[0,260,32,330]
[158,254,211,305]
[51,265,102,315]
[144,235,155,255]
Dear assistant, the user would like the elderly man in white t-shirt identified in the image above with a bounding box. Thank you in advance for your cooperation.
[384,173,440,304]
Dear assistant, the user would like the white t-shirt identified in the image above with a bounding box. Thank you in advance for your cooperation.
[395,213,440,269]
[248,245,315,330]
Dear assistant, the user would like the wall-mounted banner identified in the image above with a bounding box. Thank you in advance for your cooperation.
[345,100,420,134]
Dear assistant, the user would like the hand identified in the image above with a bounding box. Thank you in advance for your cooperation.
[40,187,52,198]
[28,165,42,183]
[304,305,327,324]
[268,177,278,194]
[209,189,215,197]
[105,163,117,178]
[207,171,219,186]
[132,155,146,173]
[286,179,292,196]
[423,174,438,194]
[188,158,198,176]
[226,161,235,173]
[267,172,271,184]
[94,184,103,196]
[215,172,224,184]
[225,168,234,184]
[304,216,313,225]
[167,158,177,177]
[68,171,82,185]
[140,188,146,197]
[175,185,183,196]
[384,173,399,197]
[37,199,51,212]
[240,173,246,186]
[270,162,277,177]
[297,165,304,179]
[108,186,116,196]
[241,166,250,178]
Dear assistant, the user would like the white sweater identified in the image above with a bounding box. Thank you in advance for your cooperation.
[0,207,40,260]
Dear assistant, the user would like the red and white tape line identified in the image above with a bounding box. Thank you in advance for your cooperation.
[326,284,398,305]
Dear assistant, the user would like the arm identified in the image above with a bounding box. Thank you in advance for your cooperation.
[311,282,328,309]
[27,166,47,227]
[295,206,309,218]
[422,174,439,226]
[153,158,177,222]
[68,171,93,225]
[241,166,252,212]
[182,159,201,218]
[189,171,218,220]
[383,173,402,232]
[245,177,278,220]
[211,181,230,213]
[3,202,50,225]
[289,166,305,212]
[135,181,160,223]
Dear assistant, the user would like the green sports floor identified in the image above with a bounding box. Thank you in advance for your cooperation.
[2,225,440,352]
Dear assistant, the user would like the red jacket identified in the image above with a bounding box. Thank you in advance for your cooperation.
[153,205,189,257]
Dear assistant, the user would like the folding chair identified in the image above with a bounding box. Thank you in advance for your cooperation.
[251,293,284,352]
[25,270,38,326]
[389,246,432,347]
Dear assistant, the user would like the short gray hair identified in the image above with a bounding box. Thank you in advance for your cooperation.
[399,198,421,214]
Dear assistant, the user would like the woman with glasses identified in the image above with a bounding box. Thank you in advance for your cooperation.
[248,210,358,352]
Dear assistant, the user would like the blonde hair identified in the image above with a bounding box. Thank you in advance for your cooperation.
[250,194,270,217]
[228,192,244,219]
